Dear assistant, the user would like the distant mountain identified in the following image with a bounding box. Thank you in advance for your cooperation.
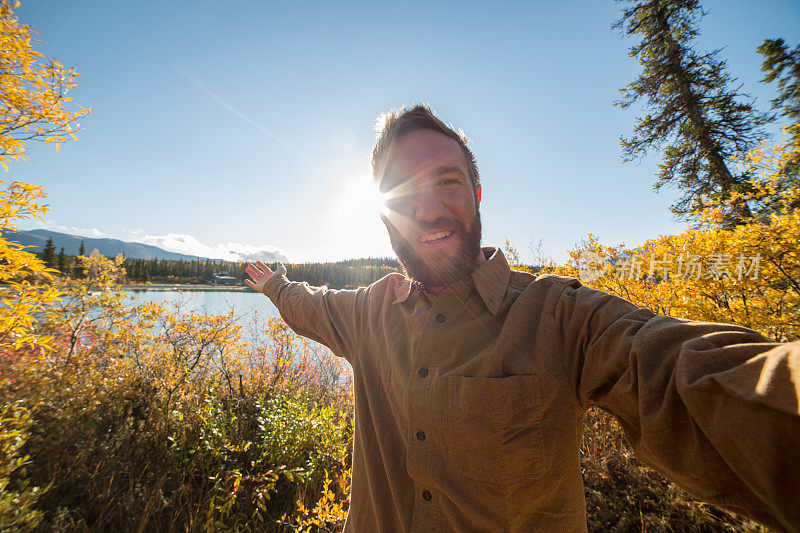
[3,229,207,261]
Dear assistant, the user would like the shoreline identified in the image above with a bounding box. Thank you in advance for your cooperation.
[123,283,254,292]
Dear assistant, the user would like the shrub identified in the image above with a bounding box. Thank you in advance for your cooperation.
[0,253,353,531]
[0,401,45,531]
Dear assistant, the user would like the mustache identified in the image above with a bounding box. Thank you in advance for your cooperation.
[410,218,465,235]
[388,212,483,288]
[384,217,466,245]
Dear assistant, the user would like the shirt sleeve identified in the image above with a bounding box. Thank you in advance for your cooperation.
[261,273,368,361]
[552,276,800,532]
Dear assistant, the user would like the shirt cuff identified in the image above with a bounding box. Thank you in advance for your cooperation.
[262,273,290,300]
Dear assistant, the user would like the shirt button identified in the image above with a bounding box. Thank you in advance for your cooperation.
[418,367,429,378]
[422,489,432,501]
[416,430,426,441]
[435,313,446,323]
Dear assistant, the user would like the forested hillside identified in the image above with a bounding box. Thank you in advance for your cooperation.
[122,256,403,288]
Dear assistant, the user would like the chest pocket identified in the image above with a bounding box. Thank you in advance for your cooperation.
[446,374,544,486]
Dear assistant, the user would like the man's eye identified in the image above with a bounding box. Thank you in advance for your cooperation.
[439,178,460,186]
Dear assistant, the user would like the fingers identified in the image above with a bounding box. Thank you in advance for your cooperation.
[245,261,285,288]
[244,278,266,295]
[246,262,275,276]
[245,265,263,281]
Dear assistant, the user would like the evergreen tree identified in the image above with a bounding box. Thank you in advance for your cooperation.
[57,247,67,273]
[760,39,800,122]
[41,237,56,268]
[73,241,86,278]
[613,0,772,224]
[758,38,800,176]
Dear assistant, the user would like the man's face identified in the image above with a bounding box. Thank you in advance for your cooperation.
[378,129,482,288]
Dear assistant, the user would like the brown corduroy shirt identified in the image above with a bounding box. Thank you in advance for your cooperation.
[262,247,800,532]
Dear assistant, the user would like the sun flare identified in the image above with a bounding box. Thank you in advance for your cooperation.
[340,175,389,219]
[327,173,393,257]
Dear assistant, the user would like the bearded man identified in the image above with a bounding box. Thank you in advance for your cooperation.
[245,104,800,532]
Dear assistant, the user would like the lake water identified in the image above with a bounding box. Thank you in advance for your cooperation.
[122,288,348,377]
[124,288,280,321]
[123,288,314,350]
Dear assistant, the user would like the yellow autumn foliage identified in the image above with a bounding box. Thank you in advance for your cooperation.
[538,132,800,343]
[6,252,353,530]
[0,0,90,170]
[500,130,800,533]
[0,0,92,355]
[0,181,59,353]
[0,2,92,528]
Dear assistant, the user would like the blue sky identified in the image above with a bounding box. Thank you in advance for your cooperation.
[11,0,800,264]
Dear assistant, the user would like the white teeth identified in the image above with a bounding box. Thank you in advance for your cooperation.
[420,230,454,243]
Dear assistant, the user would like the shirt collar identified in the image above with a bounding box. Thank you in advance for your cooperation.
[392,246,511,315]
[392,277,414,304]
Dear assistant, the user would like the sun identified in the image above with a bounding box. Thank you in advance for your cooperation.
[340,174,389,218]
[328,173,392,257]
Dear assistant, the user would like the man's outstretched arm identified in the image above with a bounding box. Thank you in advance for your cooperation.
[246,261,368,361]
[244,261,286,295]
[549,275,800,531]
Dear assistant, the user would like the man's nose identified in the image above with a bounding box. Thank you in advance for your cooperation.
[412,187,446,223]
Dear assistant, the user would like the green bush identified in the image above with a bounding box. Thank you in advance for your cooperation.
[0,401,45,532]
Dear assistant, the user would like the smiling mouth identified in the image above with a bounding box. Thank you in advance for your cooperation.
[419,230,455,244]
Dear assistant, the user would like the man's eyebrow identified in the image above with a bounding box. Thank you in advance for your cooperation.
[433,166,467,179]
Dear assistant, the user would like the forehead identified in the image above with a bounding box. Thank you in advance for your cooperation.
[381,129,469,189]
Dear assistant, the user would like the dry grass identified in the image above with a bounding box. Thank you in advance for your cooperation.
[581,408,768,532]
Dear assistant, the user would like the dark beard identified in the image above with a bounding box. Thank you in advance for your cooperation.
[387,212,482,289]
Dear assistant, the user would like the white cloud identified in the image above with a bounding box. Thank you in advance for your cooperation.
[24,223,289,263]
[35,221,105,238]
[125,231,289,263]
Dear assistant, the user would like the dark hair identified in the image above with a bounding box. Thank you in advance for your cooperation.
[371,104,480,198]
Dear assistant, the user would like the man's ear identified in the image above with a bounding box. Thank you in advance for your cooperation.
[477,186,482,205]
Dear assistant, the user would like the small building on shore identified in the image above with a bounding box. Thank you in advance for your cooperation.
[207,272,238,285]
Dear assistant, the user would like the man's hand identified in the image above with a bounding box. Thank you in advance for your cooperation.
[245,261,286,295]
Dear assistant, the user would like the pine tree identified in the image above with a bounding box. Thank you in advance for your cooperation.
[57,247,67,273]
[758,38,800,176]
[613,0,772,225]
[73,240,86,278]
[760,39,800,121]
[41,237,56,268]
